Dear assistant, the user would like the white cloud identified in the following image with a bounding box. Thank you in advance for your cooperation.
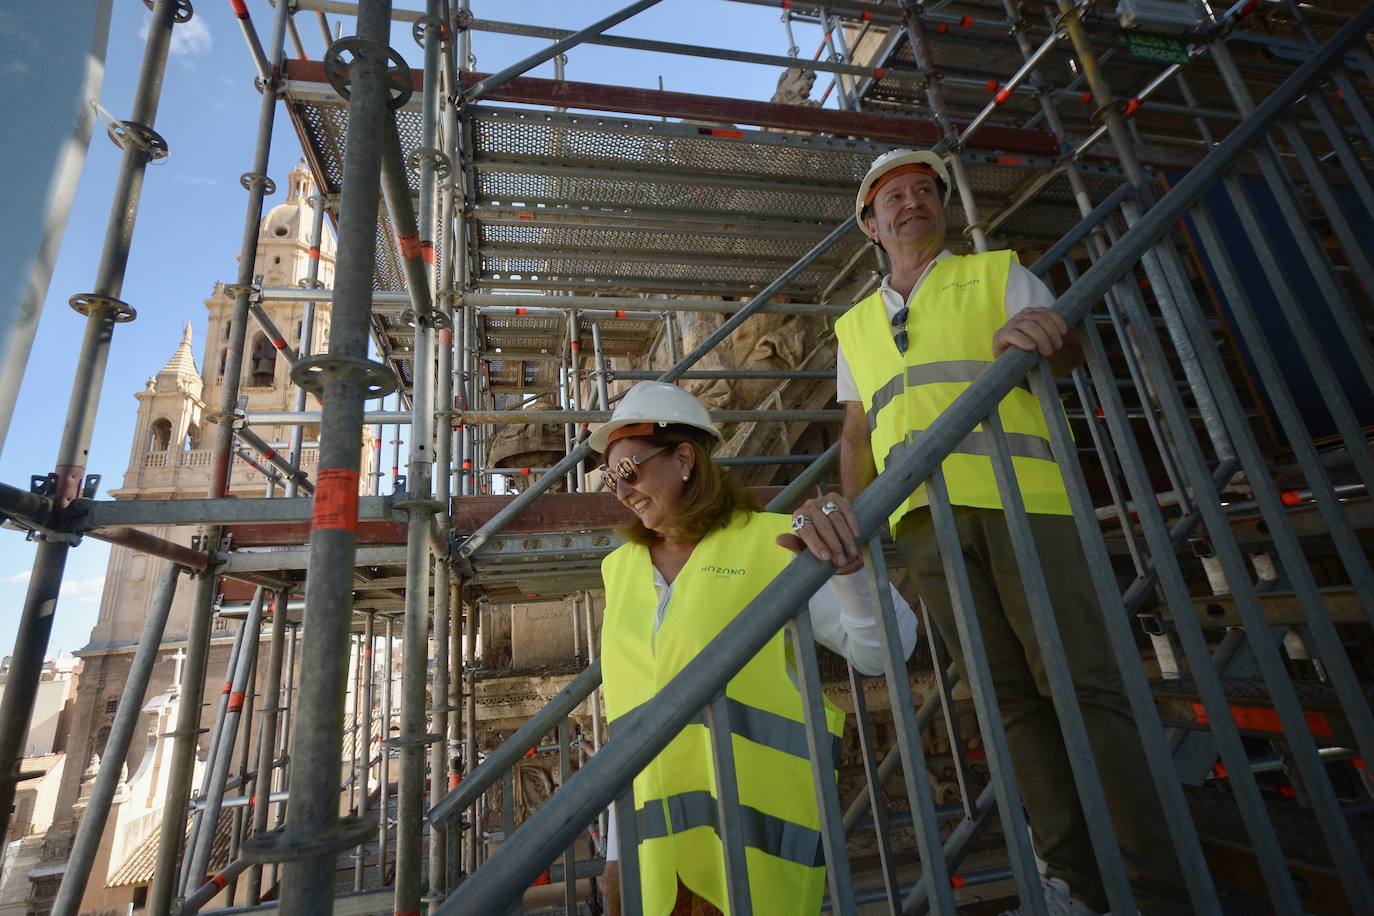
[59,575,106,605]
[139,13,213,58]
[172,173,217,187]
[0,571,101,604]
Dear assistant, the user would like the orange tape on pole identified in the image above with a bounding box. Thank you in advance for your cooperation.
[312,468,361,532]
[397,232,422,260]
[228,691,245,712]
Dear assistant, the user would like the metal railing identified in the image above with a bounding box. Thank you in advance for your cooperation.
[438,7,1374,914]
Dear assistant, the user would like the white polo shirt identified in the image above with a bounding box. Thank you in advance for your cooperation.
[835,250,1056,403]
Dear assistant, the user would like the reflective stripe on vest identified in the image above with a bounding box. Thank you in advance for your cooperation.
[636,791,826,868]
[834,251,1070,529]
[884,427,1057,466]
[599,511,844,915]
[707,697,843,765]
[867,361,1030,430]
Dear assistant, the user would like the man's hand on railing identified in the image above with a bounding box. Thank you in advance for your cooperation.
[776,491,863,574]
[993,306,1084,374]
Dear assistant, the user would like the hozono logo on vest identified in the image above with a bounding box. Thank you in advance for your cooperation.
[940,278,981,290]
[699,564,746,577]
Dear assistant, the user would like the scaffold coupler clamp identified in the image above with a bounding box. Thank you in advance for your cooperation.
[240,815,378,867]
[324,38,414,111]
[141,0,193,23]
[291,353,399,399]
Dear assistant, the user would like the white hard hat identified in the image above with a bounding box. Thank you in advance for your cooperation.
[589,381,722,454]
[855,149,952,240]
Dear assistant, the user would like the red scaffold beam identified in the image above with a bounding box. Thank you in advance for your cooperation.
[281,60,1061,157]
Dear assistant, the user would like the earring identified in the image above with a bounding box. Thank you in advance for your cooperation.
[681,474,689,481]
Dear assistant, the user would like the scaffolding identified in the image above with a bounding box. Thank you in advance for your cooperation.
[0,0,1372,913]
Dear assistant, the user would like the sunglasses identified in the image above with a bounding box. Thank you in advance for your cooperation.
[891,305,909,354]
[599,444,672,493]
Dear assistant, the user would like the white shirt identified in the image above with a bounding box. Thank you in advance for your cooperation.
[604,563,919,861]
[835,249,1056,403]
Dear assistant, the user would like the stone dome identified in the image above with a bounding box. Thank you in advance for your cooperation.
[259,160,336,257]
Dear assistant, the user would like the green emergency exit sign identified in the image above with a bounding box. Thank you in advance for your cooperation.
[1124,32,1192,65]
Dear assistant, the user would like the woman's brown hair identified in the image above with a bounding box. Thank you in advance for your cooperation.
[614,425,761,546]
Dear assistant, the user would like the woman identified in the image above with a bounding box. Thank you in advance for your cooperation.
[592,381,917,916]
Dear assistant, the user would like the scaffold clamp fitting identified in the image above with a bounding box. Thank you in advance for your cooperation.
[142,0,194,23]
[202,407,246,429]
[240,171,277,195]
[390,498,444,517]
[406,146,452,179]
[324,38,414,111]
[240,815,378,864]
[412,14,444,48]
[1090,98,1128,126]
[68,293,136,323]
[105,119,169,161]
[382,732,444,749]
[291,353,399,398]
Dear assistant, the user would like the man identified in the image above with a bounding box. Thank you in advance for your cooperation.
[833,149,1186,915]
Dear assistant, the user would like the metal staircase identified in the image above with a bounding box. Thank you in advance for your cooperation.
[432,8,1374,913]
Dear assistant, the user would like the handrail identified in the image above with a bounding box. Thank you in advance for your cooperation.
[435,7,1374,910]
[427,442,842,826]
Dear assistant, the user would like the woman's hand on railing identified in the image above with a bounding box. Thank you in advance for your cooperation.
[776,491,863,574]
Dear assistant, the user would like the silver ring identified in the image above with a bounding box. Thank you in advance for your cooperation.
[821,501,840,517]
[790,514,812,533]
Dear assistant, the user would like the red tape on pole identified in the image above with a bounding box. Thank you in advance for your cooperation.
[397,232,422,260]
[229,0,249,19]
[312,468,360,532]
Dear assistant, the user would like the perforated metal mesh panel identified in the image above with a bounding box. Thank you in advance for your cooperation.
[478,223,824,263]
[471,108,881,184]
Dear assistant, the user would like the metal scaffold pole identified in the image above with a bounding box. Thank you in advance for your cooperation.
[0,0,179,847]
[1052,0,1233,464]
[379,615,395,882]
[429,0,459,894]
[247,588,290,903]
[356,612,376,889]
[379,83,442,914]
[185,589,266,891]
[149,0,292,907]
[286,192,329,497]
[250,1,396,910]
[51,562,182,915]
[463,594,478,872]
[896,0,987,254]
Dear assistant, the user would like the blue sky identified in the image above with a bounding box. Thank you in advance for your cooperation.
[0,1,833,657]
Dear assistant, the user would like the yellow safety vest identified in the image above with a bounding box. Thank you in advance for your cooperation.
[600,511,846,916]
[835,250,1071,531]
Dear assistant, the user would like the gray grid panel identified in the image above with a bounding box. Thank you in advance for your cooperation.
[477,223,824,261]
[480,254,832,290]
[471,112,877,185]
[474,170,853,221]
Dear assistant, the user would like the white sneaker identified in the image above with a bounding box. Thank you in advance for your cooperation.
[999,876,1102,916]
